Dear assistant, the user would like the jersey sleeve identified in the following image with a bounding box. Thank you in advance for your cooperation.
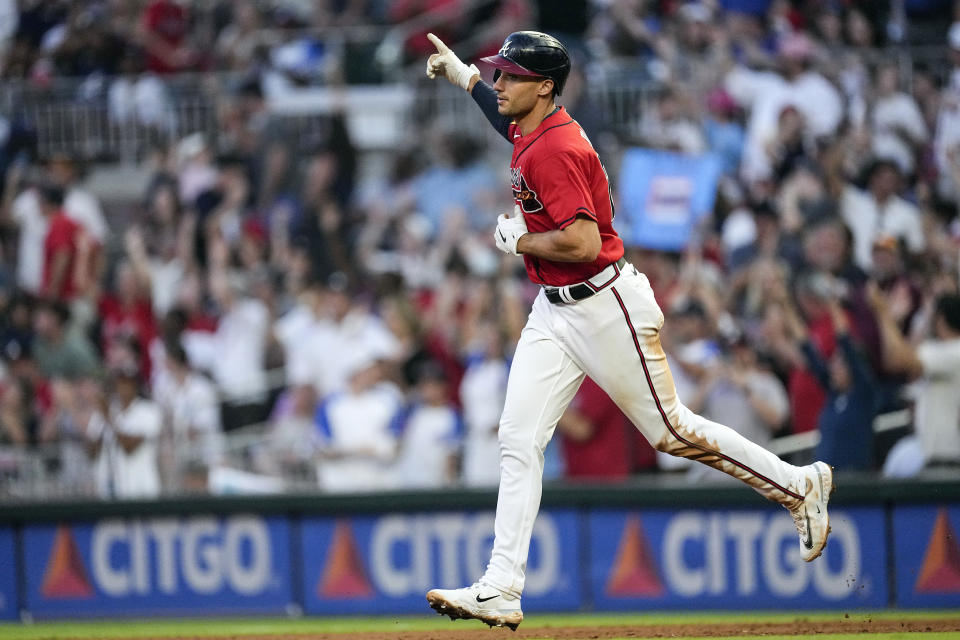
[531,153,597,229]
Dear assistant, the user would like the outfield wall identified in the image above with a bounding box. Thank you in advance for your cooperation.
[1,475,959,620]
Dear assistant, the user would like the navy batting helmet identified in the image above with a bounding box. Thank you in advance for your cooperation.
[480,31,571,95]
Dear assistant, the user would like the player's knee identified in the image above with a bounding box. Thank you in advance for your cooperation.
[497,417,539,456]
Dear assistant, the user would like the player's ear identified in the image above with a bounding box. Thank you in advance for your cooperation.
[538,77,554,98]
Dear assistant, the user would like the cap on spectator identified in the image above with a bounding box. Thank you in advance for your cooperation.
[778,32,815,60]
[706,87,736,115]
[949,22,960,50]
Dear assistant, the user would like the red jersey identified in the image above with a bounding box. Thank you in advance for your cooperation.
[42,211,80,300]
[509,107,623,286]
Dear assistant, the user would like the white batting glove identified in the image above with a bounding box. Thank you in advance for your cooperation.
[494,207,528,256]
[425,33,480,91]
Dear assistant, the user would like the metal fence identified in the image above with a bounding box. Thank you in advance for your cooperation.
[0,67,665,162]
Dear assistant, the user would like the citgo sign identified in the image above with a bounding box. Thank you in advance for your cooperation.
[893,505,960,607]
[589,507,886,609]
[299,510,581,615]
[22,516,293,618]
[0,527,17,620]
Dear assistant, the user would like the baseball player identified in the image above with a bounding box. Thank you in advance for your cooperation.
[424,31,834,631]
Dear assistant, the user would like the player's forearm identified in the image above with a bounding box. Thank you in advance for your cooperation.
[517,230,599,262]
[470,81,512,141]
[516,223,601,263]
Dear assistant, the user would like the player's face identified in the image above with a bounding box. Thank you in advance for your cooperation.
[492,71,551,117]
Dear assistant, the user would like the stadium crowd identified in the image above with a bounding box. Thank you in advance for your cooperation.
[0,0,958,499]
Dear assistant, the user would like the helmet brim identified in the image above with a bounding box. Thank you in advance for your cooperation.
[479,54,538,77]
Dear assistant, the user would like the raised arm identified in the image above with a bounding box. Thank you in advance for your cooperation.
[424,33,511,140]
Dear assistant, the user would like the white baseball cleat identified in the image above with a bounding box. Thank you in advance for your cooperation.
[790,461,835,562]
[426,582,523,631]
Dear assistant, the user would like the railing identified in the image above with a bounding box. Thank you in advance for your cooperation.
[0,70,664,163]
[0,406,918,500]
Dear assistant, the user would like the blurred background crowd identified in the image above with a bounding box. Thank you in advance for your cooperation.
[0,0,958,499]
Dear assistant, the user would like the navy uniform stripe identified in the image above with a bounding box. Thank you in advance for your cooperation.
[610,287,804,502]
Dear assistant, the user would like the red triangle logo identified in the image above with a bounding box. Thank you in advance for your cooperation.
[916,509,960,593]
[317,520,374,599]
[606,515,664,597]
[40,525,94,599]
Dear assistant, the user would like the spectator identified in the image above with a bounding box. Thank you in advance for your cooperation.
[704,87,746,177]
[208,268,271,432]
[557,376,653,480]
[37,376,95,493]
[46,153,107,250]
[684,334,789,481]
[31,300,99,381]
[313,350,404,492]
[3,163,47,296]
[85,365,162,499]
[393,362,462,489]
[726,31,843,181]
[870,62,929,176]
[108,49,178,135]
[871,287,960,470]
[215,0,277,71]
[794,299,879,471]
[257,383,318,481]
[137,0,198,74]
[153,342,223,489]
[0,378,31,445]
[841,159,926,270]
[638,86,707,154]
[297,273,401,396]
[98,254,157,381]
[458,321,509,487]
[38,183,83,302]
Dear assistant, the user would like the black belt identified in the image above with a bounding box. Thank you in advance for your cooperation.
[544,257,626,305]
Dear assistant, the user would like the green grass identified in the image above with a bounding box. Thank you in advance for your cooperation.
[0,610,958,640]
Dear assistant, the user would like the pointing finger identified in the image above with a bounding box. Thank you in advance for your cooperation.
[427,33,450,53]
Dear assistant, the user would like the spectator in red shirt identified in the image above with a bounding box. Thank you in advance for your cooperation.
[556,376,656,480]
[98,256,158,382]
[39,184,82,302]
[138,0,196,74]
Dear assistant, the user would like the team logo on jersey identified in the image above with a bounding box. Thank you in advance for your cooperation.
[511,170,543,213]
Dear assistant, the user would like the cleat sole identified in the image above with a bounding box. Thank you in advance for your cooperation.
[426,591,522,630]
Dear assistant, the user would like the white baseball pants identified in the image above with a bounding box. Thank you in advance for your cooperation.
[482,263,807,599]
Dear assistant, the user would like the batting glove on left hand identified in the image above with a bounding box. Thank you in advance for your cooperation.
[494,208,528,256]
